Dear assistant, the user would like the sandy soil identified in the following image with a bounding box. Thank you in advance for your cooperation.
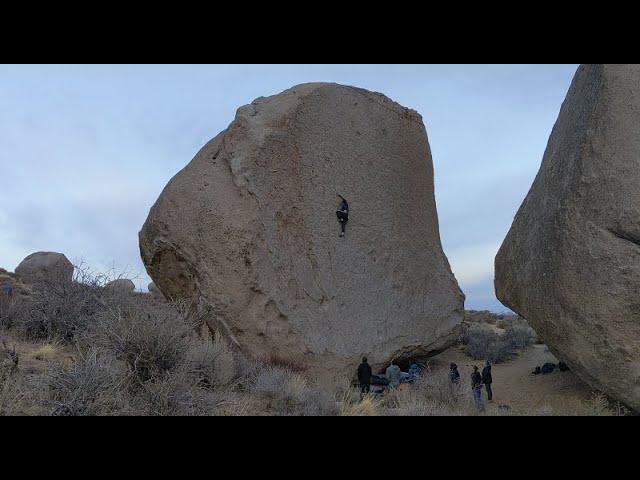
[430,344,597,415]
[1,334,73,375]
[1,331,607,416]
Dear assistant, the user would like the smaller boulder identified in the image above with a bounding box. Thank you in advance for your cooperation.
[15,252,73,285]
[105,279,136,294]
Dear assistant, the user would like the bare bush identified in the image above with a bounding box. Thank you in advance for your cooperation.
[339,393,379,416]
[247,365,336,416]
[378,369,476,416]
[88,302,192,382]
[123,369,221,416]
[185,332,236,389]
[1,372,44,416]
[463,321,537,363]
[0,293,13,330]
[293,388,337,416]
[3,263,145,344]
[42,348,124,416]
[504,322,537,349]
[7,266,112,342]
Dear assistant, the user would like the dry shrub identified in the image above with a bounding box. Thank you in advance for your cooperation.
[5,264,137,343]
[463,321,537,363]
[8,282,103,342]
[380,372,476,416]
[30,343,60,361]
[1,372,44,416]
[123,369,222,416]
[246,365,336,416]
[43,348,124,416]
[496,318,511,329]
[33,286,241,416]
[0,294,15,330]
[186,332,236,389]
[266,355,307,373]
[339,394,379,416]
[88,301,192,382]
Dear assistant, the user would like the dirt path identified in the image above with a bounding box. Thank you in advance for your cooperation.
[430,344,597,415]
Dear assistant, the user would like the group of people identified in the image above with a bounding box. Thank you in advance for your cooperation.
[357,357,495,412]
[357,357,403,394]
[450,361,493,411]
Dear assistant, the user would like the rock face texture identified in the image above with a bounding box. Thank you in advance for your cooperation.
[15,252,73,285]
[495,64,640,410]
[140,83,464,375]
[105,279,136,294]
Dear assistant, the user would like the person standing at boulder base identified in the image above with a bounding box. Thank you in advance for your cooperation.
[385,359,401,389]
[471,366,484,412]
[336,195,349,237]
[449,363,460,385]
[482,360,493,401]
[357,357,372,395]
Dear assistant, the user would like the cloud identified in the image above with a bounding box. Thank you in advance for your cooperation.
[447,241,500,285]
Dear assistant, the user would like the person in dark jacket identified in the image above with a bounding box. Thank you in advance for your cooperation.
[448,363,460,385]
[471,366,484,411]
[357,357,372,394]
[482,360,493,401]
[336,195,349,237]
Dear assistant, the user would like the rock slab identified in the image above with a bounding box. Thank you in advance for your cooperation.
[495,64,640,410]
[140,83,464,375]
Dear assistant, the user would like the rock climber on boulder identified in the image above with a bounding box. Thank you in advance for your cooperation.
[336,195,349,237]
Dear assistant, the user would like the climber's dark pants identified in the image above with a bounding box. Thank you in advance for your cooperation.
[336,211,348,234]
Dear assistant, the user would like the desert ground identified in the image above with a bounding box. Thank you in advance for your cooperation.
[1,282,621,416]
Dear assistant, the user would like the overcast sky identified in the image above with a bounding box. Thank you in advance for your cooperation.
[0,64,578,311]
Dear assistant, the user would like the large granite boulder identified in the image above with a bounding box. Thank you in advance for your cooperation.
[140,83,464,376]
[15,252,74,285]
[495,64,640,410]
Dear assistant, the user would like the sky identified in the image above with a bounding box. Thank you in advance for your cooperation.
[0,64,579,311]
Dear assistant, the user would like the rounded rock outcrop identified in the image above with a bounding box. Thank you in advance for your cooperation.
[15,252,73,285]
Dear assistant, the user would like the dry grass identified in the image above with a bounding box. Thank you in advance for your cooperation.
[0,273,631,416]
[29,343,60,361]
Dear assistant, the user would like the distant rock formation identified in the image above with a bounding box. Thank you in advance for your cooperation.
[495,64,640,410]
[140,83,464,376]
[15,252,73,285]
[105,279,136,294]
